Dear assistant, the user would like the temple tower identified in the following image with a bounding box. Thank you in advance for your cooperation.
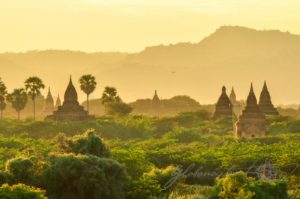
[213,86,233,119]
[230,87,241,116]
[46,77,94,121]
[151,90,161,116]
[235,84,267,137]
[43,87,55,115]
[55,94,61,110]
[230,87,237,105]
[258,81,279,115]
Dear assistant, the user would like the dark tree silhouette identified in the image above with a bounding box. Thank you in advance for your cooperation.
[7,88,28,120]
[101,87,132,116]
[24,77,45,120]
[0,78,7,120]
[79,74,97,113]
[101,87,121,105]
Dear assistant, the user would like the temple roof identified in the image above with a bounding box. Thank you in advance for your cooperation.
[247,83,258,106]
[64,76,78,103]
[152,90,160,102]
[46,87,54,104]
[217,86,232,106]
[259,81,278,115]
[259,81,272,105]
[239,83,265,119]
[213,86,233,118]
[230,87,237,104]
[56,94,61,107]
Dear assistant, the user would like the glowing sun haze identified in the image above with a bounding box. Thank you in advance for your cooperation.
[1,0,300,52]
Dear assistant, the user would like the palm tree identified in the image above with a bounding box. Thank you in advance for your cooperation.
[25,76,45,120]
[7,88,28,120]
[0,78,7,120]
[79,75,97,113]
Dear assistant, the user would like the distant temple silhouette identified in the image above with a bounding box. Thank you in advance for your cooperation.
[43,87,54,116]
[230,87,241,116]
[151,90,161,116]
[55,94,61,110]
[258,81,279,115]
[213,86,233,119]
[46,77,94,121]
[235,84,266,137]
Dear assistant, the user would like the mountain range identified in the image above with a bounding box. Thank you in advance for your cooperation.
[1,26,300,104]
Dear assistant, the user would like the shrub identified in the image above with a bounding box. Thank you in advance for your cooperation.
[66,129,110,158]
[6,157,35,184]
[43,154,127,199]
[0,183,47,199]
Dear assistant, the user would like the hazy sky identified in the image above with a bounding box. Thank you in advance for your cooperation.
[1,0,300,52]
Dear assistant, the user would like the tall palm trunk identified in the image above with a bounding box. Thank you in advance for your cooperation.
[87,94,89,113]
[18,111,20,120]
[33,99,36,120]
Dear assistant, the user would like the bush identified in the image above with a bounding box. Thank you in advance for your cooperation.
[6,157,35,184]
[0,183,47,199]
[66,129,110,157]
[213,171,288,199]
[43,154,127,199]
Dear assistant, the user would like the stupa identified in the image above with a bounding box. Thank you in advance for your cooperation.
[43,87,55,115]
[258,81,279,115]
[151,90,161,116]
[55,94,61,110]
[46,77,94,121]
[230,87,241,116]
[212,86,233,119]
[235,84,267,137]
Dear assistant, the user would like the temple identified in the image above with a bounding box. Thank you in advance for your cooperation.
[235,84,267,137]
[258,81,279,115]
[212,86,233,119]
[43,87,55,115]
[151,90,161,116]
[230,87,237,105]
[55,94,61,110]
[230,87,241,116]
[46,77,94,121]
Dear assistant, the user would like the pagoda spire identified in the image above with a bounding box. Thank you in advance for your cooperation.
[55,94,61,108]
[213,86,233,119]
[230,87,237,104]
[43,86,54,116]
[259,81,278,115]
[64,75,78,104]
[152,90,161,116]
[247,83,258,106]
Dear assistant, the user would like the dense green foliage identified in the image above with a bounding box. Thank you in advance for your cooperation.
[0,112,299,198]
[0,183,47,199]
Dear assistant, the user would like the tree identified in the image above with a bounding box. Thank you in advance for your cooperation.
[66,129,110,157]
[79,74,97,113]
[101,87,132,116]
[101,87,121,105]
[7,88,28,120]
[43,154,127,199]
[6,157,35,184]
[0,78,7,120]
[25,77,45,120]
[105,102,133,117]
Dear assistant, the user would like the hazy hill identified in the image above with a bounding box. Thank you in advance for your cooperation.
[1,26,300,104]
